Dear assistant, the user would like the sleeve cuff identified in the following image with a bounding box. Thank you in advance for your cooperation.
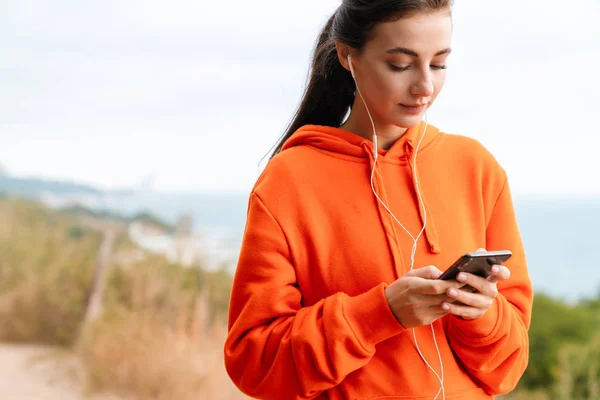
[343,283,406,350]
[449,294,505,344]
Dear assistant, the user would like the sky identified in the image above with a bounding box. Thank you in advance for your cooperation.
[0,0,599,196]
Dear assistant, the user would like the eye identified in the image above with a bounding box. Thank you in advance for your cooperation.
[389,64,448,72]
[389,64,410,72]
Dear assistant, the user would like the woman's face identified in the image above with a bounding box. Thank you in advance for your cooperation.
[343,10,453,129]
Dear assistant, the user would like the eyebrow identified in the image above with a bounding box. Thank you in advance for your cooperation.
[386,47,452,57]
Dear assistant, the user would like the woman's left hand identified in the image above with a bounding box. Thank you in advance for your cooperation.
[441,260,511,321]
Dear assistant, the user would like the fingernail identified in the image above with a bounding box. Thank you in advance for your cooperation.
[457,273,467,282]
[491,266,500,273]
[449,289,458,297]
[442,303,450,311]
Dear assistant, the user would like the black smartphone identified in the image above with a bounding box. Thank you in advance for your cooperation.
[438,250,512,283]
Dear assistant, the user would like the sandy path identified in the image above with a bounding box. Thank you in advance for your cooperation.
[0,343,125,400]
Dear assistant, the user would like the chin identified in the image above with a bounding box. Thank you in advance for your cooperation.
[392,114,426,128]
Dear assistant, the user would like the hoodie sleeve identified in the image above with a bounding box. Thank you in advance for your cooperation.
[446,174,533,395]
[224,193,406,400]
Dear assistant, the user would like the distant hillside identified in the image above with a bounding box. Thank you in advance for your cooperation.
[59,204,175,233]
[0,175,102,197]
[0,174,172,232]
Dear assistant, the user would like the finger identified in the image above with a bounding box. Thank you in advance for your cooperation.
[446,287,493,309]
[419,279,466,296]
[441,302,482,320]
[405,265,443,280]
[428,304,450,316]
[420,293,456,306]
[487,265,510,283]
[458,284,478,293]
[475,248,487,252]
[456,272,498,298]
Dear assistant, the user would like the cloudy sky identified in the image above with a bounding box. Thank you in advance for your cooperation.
[1,0,598,196]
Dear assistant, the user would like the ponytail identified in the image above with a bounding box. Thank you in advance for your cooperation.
[267,12,355,160]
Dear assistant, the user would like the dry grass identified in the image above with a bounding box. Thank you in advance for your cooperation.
[77,249,247,400]
[0,198,248,400]
[75,226,248,399]
[0,199,102,345]
[78,306,245,400]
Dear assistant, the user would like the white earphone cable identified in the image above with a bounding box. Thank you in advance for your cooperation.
[349,54,445,400]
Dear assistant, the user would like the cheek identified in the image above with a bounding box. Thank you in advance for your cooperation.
[433,74,447,97]
[367,69,407,101]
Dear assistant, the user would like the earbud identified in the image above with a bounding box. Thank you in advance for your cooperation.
[347,53,355,78]
[346,53,376,155]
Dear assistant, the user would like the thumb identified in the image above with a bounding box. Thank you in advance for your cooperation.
[405,265,443,280]
[476,248,487,253]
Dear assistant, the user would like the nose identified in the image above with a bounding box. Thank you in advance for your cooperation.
[410,71,434,97]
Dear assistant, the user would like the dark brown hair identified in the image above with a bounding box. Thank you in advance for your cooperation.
[268,0,453,160]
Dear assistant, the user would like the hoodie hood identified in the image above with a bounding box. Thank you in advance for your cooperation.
[281,121,442,255]
[282,120,440,163]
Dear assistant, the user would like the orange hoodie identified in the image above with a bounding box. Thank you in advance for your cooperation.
[224,122,533,400]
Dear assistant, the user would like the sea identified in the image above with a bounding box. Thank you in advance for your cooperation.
[85,191,600,304]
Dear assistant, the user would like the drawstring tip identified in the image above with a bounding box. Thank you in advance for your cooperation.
[430,243,441,254]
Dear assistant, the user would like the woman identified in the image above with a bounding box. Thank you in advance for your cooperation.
[224,1,533,399]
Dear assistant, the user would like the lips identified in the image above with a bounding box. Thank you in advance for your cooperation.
[399,103,428,114]
[400,103,428,108]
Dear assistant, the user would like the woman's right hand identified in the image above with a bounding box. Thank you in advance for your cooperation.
[384,266,464,329]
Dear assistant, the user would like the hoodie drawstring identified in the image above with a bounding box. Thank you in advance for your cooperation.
[362,142,406,279]
[362,140,441,277]
[404,141,441,254]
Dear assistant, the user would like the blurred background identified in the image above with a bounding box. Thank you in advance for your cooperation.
[0,0,598,399]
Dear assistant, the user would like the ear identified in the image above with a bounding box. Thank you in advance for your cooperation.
[335,41,353,73]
